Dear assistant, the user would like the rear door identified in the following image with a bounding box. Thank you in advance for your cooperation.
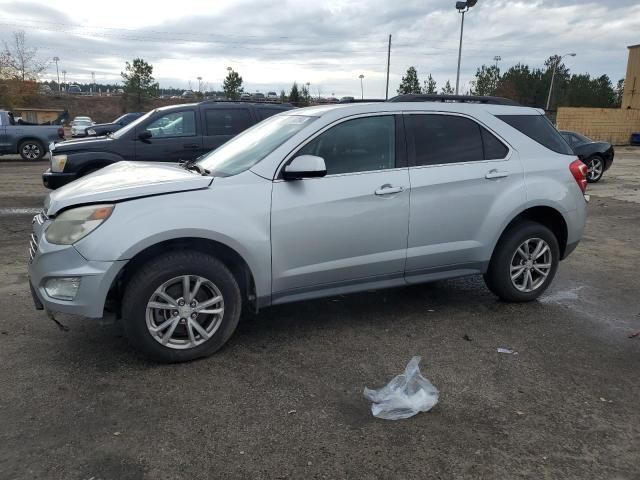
[134,109,202,162]
[404,112,525,280]
[201,107,253,155]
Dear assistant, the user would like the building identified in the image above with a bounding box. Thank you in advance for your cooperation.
[557,44,640,145]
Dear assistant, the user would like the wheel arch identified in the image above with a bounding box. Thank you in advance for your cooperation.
[107,237,258,317]
[493,205,569,261]
[17,137,44,151]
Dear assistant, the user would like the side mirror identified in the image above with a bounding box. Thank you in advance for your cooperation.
[138,130,152,141]
[283,155,327,180]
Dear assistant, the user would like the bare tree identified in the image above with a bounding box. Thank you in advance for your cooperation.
[2,31,48,82]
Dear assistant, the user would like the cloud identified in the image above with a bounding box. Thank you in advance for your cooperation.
[0,0,637,96]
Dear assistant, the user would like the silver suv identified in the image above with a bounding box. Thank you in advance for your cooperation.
[28,98,588,362]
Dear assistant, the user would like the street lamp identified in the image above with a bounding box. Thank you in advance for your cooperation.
[53,56,60,92]
[454,0,477,95]
[493,55,501,70]
[61,70,66,92]
[359,74,364,100]
[545,52,576,111]
[197,76,203,93]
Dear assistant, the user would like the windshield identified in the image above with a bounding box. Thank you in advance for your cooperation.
[196,114,316,177]
[73,120,91,126]
[111,110,154,139]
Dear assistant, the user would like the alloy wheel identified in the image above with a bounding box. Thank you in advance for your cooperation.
[145,275,225,350]
[509,238,552,292]
[22,143,41,160]
[587,157,603,181]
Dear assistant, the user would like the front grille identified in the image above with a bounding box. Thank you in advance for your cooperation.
[29,233,38,263]
[34,210,48,225]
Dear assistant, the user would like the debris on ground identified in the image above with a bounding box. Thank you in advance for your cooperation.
[497,347,517,355]
[363,356,439,420]
[463,334,472,342]
[515,410,525,415]
[628,331,640,339]
[287,410,297,415]
[600,397,613,403]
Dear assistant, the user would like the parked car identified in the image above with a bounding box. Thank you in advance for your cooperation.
[240,92,251,99]
[266,92,278,100]
[43,101,295,189]
[559,130,614,183]
[253,93,265,100]
[67,85,82,94]
[85,112,143,137]
[70,118,94,137]
[29,96,588,362]
[0,110,65,160]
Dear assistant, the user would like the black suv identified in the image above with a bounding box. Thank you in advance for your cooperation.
[43,101,294,189]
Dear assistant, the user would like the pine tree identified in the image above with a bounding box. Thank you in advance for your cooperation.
[289,82,301,105]
[397,66,421,94]
[441,80,454,94]
[223,69,244,100]
[422,74,437,94]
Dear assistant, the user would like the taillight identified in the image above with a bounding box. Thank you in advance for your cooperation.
[570,159,588,193]
[57,127,65,139]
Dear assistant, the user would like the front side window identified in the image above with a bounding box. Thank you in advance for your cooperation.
[205,108,251,136]
[297,115,396,175]
[146,111,196,138]
[406,114,484,166]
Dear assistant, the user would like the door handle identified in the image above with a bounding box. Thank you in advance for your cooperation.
[375,184,404,196]
[485,169,509,179]
[183,143,199,149]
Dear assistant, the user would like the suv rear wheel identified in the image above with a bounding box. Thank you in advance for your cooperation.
[122,251,242,362]
[484,221,559,302]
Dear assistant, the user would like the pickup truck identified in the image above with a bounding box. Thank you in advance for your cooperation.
[43,101,294,189]
[0,110,65,160]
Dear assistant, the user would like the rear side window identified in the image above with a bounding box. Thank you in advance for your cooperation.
[406,115,483,166]
[205,108,251,136]
[481,128,509,159]
[256,107,286,121]
[497,115,573,155]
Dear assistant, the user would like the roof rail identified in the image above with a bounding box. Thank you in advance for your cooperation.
[337,98,386,104]
[387,94,520,106]
[198,99,293,107]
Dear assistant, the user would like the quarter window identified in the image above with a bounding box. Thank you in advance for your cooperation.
[205,108,251,136]
[481,127,509,159]
[146,111,196,138]
[297,116,396,175]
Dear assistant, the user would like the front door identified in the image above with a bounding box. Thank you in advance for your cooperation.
[403,113,525,281]
[271,115,410,298]
[135,110,202,162]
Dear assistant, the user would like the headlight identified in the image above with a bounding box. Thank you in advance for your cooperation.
[51,154,67,172]
[87,129,96,135]
[45,204,114,245]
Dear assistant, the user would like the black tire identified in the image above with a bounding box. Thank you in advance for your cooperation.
[18,139,45,161]
[586,155,604,183]
[122,251,242,363]
[484,221,560,302]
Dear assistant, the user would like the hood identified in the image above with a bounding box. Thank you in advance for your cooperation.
[53,136,114,151]
[46,161,213,215]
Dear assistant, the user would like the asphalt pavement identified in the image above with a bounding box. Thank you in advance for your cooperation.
[0,151,639,479]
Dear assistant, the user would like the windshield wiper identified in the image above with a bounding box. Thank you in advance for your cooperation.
[181,162,210,176]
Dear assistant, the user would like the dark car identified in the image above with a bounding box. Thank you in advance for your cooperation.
[85,112,144,137]
[560,130,614,183]
[43,101,294,189]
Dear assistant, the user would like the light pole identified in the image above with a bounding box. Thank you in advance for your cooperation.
[493,55,501,70]
[359,74,364,100]
[454,0,477,95]
[61,70,66,91]
[53,56,60,92]
[545,52,576,111]
[197,76,202,93]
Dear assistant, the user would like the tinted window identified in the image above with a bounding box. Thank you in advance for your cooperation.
[146,111,196,138]
[497,115,573,155]
[298,116,395,175]
[205,108,251,136]
[406,115,483,166]
[256,107,286,121]
[481,127,509,159]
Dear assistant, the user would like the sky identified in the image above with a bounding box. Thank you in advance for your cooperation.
[0,0,638,97]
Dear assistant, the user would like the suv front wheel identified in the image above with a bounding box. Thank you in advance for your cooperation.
[122,251,242,362]
[484,221,560,302]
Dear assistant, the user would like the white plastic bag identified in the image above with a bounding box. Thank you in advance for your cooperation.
[363,356,439,420]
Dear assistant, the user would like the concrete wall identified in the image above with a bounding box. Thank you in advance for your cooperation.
[622,45,640,110]
[556,107,640,145]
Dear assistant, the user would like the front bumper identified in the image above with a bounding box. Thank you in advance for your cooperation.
[42,168,77,189]
[28,215,126,318]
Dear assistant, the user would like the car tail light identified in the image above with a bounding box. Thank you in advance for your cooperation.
[570,159,588,193]
[57,127,65,139]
